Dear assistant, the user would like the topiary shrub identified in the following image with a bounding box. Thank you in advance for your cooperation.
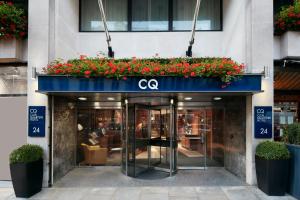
[283,123,300,145]
[9,144,43,164]
[256,141,290,160]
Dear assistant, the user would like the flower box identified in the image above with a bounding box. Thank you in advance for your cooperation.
[0,38,23,63]
[280,31,300,59]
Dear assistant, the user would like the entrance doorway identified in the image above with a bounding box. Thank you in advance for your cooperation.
[122,98,176,177]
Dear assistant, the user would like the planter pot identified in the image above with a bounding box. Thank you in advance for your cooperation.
[280,31,300,59]
[287,144,300,200]
[0,38,23,63]
[255,155,289,196]
[10,159,43,198]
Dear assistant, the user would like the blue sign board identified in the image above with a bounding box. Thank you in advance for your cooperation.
[37,75,262,93]
[28,106,46,137]
[254,106,273,139]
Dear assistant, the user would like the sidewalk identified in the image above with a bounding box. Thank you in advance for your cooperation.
[0,185,297,200]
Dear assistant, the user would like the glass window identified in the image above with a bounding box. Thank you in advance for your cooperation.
[132,0,169,31]
[173,0,221,30]
[0,66,27,95]
[80,0,128,31]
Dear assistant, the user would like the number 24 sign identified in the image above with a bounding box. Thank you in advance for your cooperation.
[28,106,46,137]
[254,106,273,139]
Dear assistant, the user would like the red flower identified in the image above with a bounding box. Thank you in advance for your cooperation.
[153,67,160,72]
[123,76,127,80]
[84,70,91,76]
[190,72,196,77]
[7,2,13,6]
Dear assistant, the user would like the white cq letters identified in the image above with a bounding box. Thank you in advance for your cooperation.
[138,79,159,90]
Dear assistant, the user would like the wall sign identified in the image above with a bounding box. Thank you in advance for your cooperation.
[138,79,158,90]
[254,106,273,139]
[28,106,46,137]
[38,75,262,93]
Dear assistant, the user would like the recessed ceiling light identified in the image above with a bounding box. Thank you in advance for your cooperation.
[184,97,193,101]
[78,97,87,101]
[107,97,115,101]
[213,97,222,101]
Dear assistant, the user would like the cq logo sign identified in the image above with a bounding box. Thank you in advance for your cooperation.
[30,109,38,114]
[257,109,265,114]
[138,79,159,90]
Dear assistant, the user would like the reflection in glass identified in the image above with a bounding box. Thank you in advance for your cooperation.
[0,67,27,95]
[81,0,128,31]
[132,0,169,31]
[173,0,221,30]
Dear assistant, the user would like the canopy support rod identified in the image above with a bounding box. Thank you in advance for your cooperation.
[97,0,114,58]
[186,0,201,57]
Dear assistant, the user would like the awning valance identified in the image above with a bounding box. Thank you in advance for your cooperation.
[37,75,262,94]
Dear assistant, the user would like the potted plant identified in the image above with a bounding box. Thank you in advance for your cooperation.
[9,144,44,198]
[255,141,290,196]
[283,123,300,199]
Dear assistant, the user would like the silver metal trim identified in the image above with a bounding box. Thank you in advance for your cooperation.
[125,100,128,175]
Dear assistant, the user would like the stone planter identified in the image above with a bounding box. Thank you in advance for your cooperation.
[287,144,300,200]
[280,31,300,59]
[0,38,23,63]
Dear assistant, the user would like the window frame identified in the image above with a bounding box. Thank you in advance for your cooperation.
[79,0,223,32]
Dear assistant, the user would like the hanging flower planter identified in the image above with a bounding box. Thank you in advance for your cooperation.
[43,56,245,84]
[274,0,300,36]
[0,1,27,62]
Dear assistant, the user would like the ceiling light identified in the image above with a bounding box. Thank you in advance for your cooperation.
[184,97,193,101]
[213,97,222,101]
[78,97,87,101]
[107,97,115,101]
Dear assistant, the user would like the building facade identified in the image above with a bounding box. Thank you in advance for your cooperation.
[22,0,275,187]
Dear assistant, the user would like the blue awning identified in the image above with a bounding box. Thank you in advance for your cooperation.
[37,75,262,94]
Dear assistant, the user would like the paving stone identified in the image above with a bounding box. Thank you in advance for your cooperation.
[222,187,260,200]
[168,187,198,197]
[113,188,141,200]
[140,193,168,200]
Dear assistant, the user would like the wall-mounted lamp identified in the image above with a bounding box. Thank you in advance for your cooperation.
[31,67,37,80]
[263,66,270,79]
[125,99,128,105]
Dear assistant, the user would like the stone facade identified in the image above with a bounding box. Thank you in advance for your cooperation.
[53,97,77,182]
[223,97,246,180]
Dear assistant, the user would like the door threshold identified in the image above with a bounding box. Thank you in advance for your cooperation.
[178,167,207,170]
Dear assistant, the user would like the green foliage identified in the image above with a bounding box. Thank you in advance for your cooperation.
[0,1,27,40]
[283,123,300,145]
[256,141,290,160]
[9,144,43,164]
[275,0,300,35]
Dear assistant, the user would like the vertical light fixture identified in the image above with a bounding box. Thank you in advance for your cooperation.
[32,67,37,80]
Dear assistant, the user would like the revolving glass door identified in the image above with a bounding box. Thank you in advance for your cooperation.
[122,99,176,178]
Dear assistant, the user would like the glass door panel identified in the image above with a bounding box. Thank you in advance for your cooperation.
[134,106,150,176]
[177,109,207,168]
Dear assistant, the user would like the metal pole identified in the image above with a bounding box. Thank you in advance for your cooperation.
[97,0,114,57]
[186,0,202,57]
